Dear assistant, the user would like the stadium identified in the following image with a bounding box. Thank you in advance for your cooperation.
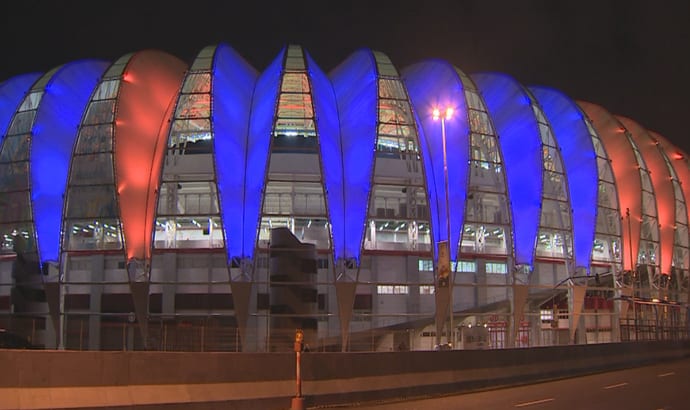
[0,43,688,352]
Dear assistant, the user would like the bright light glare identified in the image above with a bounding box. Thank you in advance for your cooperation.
[433,107,453,121]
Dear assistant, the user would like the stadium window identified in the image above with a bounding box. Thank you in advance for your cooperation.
[419,285,434,295]
[418,259,433,272]
[540,309,554,322]
[457,260,476,272]
[377,285,409,295]
[486,262,507,274]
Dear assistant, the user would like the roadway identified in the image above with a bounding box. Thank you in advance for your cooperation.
[348,357,690,410]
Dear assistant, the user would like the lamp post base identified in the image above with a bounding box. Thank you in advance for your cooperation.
[291,397,305,410]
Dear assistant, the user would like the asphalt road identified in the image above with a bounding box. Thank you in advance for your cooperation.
[348,357,690,410]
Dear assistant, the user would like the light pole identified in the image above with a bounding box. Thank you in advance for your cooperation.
[433,106,454,346]
[626,207,637,340]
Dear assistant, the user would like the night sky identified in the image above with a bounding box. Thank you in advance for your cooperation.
[2,0,688,152]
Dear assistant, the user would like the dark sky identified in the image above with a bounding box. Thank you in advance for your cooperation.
[2,0,688,152]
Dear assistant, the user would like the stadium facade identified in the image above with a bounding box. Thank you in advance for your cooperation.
[0,44,688,352]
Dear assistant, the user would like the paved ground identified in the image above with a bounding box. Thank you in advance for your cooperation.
[346,357,690,410]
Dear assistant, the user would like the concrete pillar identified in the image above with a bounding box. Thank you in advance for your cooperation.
[88,254,104,350]
[161,253,176,316]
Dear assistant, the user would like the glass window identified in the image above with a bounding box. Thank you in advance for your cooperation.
[542,172,568,200]
[6,111,35,135]
[83,100,115,125]
[153,216,223,249]
[169,119,211,145]
[274,117,315,137]
[18,92,43,111]
[457,260,476,272]
[377,62,398,77]
[470,133,499,162]
[378,79,406,99]
[64,219,122,251]
[76,124,113,154]
[469,110,493,134]
[181,73,211,94]
[377,123,415,139]
[66,185,118,218]
[418,259,433,271]
[0,223,35,253]
[465,91,482,110]
[540,309,554,322]
[69,154,114,186]
[190,57,213,71]
[175,94,211,119]
[486,262,507,274]
[0,191,31,223]
[597,181,618,209]
[642,191,658,217]
[281,73,310,93]
[0,162,29,191]
[379,99,413,125]
[419,285,435,295]
[540,200,571,229]
[0,135,30,162]
[285,57,305,71]
[277,93,314,119]
[640,172,653,192]
[157,181,219,216]
[596,208,621,236]
[92,80,120,100]
[377,285,408,294]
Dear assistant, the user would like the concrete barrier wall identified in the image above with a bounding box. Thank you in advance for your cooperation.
[0,341,688,409]
[0,351,295,409]
[302,340,690,406]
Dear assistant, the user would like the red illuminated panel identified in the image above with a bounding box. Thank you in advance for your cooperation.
[114,51,187,262]
[578,102,640,271]
[618,117,673,275]
[651,130,690,240]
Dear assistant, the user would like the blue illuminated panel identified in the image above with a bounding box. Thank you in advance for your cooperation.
[472,73,542,267]
[226,48,285,262]
[306,50,347,260]
[0,74,41,144]
[402,61,468,262]
[328,50,377,264]
[530,87,598,272]
[211,44,259,263]
[31,61,108,265]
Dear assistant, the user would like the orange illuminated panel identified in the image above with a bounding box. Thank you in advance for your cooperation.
[652,131,690,231]
[114,51,187,263]
[618,117,673,275]
[578,102,640,271]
